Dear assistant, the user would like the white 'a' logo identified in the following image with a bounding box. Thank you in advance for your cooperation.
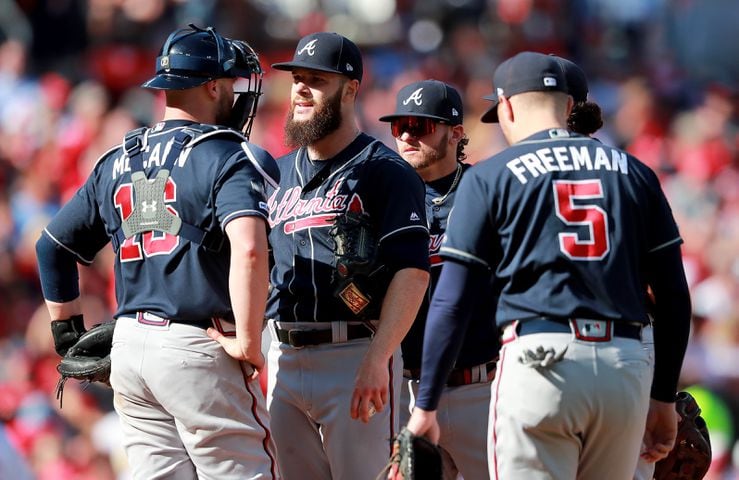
[402,88,424,106]
[297,39,318,56]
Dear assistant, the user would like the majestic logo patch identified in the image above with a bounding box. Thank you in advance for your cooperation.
[402,88,424,106]
[297,39,318,56]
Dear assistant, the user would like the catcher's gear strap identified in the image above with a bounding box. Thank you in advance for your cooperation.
[111,124,253,253]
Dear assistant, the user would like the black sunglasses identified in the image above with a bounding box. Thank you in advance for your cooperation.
[390,117,439,138]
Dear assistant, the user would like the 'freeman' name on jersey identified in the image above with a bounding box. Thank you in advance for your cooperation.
[507,144,628,185]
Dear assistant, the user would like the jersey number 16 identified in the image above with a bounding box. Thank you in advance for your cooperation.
[114,179,180,262]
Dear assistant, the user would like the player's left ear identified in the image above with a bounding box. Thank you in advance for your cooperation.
[205,79,220,100]
[343,79,359,102]
[449,124,465,143]
[498,95,514,124]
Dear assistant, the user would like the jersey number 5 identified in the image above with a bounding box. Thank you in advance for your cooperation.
[553,179,610,260]
[114,179,180,262]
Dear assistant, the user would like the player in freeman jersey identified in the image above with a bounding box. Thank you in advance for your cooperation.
[404,52,691,479]
[35,24,279,479]
[556,55,672,480]
[379,79,499,480]
[265,32,430,480]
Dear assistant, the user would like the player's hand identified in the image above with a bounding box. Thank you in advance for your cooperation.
[350,355,389,423]
[407,407,440,443]
[641,398,679,463]
[387,408,440,479]
[206,327,265,373]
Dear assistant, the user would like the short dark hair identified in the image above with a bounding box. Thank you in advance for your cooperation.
[568,101,603,136]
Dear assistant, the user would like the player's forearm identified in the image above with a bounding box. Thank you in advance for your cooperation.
[366,267,429,362]
[45,299,82,321]
[226,218,270,358]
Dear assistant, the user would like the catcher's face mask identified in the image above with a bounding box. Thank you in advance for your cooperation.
[142,24,264,137]
[228,39,263,137]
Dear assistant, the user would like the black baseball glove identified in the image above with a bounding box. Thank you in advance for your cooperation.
[383,427,442,480]
[329,209,386,318]
[653,391,712,480]
[55,321,116,407]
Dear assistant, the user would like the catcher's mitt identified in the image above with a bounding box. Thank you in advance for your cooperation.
[382,427,442,480]
[653,391,712,480]
[329,209,385,318]
[55,321,116,407]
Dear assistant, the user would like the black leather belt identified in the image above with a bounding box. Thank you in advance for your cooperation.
[274,324,373,348]
[517,317,643,341]
[404,361,497,387]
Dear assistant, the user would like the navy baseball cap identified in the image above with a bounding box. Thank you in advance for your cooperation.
[272,32,363,82]
[378,79,463,125]
[554,55,588,103]
[480,51,569,123]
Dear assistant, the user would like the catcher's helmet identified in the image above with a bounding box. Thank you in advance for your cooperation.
[142,24,264,136]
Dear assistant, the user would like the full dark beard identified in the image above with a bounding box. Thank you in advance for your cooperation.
[284,87,343,148]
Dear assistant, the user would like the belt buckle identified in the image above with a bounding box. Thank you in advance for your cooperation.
[571,319,611,342]
[287,329,306,348]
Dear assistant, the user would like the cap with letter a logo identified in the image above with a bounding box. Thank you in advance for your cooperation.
[378,79,464,125]
[272,32,363,82]
[480,51,569,123]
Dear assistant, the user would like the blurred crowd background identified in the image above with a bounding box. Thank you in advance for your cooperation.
[0,0,737,478]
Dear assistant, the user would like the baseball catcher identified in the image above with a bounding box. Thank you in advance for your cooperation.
[653,391,712,480]
[55,321,115,407]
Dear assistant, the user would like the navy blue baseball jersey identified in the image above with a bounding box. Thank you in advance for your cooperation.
[401,163,499,370]
[442,129,682,327]
[266,133,429,322]
[42,120,275,321]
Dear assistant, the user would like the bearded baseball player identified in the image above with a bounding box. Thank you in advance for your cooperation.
[405,52,691,479]
[35,25,278,479]
[265,32,430,480]
[379,79,499,480]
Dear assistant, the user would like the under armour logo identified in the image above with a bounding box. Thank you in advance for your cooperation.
[141,200,157,214]
[297,39,318,56]
[402,88,424,106]
[410,212,420,221]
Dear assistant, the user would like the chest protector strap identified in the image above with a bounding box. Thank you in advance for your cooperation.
[111,125,230,253]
